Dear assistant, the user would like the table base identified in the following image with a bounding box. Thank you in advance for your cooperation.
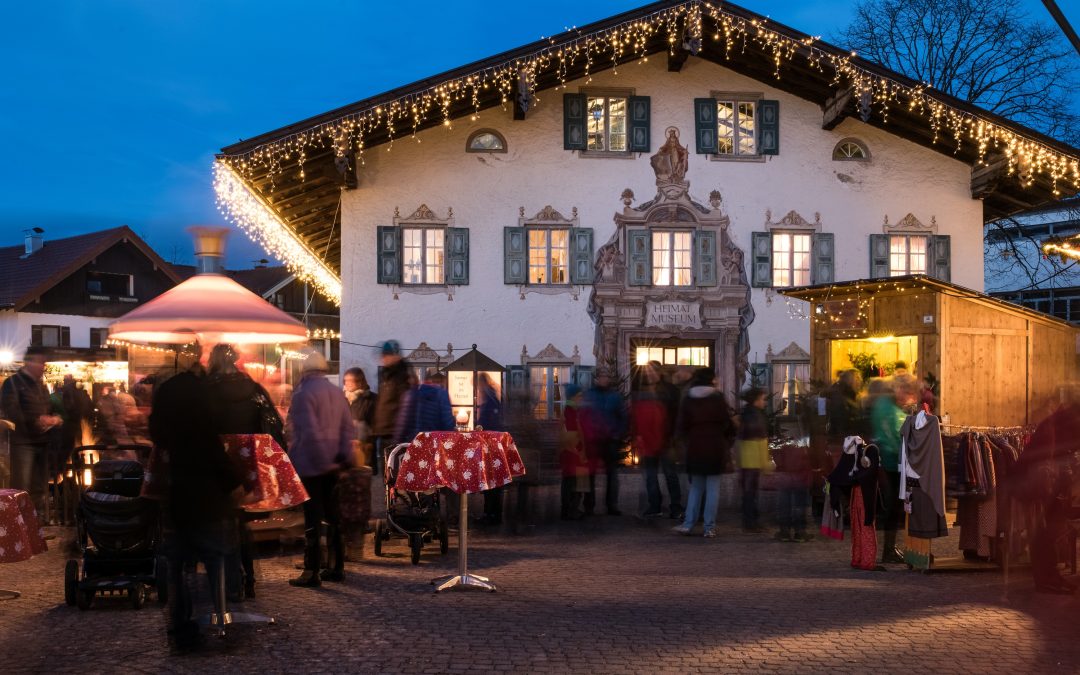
[197,558,274,636]
[431,573,496,592]
[431,492,497,593]
[0,589,20,601]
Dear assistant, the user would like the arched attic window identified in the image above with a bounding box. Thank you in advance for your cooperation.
[832,138,870,161]
[466,129,507,153]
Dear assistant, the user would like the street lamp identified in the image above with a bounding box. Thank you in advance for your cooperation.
[443,345,504,431]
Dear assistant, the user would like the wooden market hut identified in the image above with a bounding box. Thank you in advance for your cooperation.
[780,274,1080,428]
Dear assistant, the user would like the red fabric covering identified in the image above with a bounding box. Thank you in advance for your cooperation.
[395,431,525,495]
[0,489,47,563]
[143,433,309,512]
[560,407,592,478]
[850,486,878,570]
[631,398,668,459]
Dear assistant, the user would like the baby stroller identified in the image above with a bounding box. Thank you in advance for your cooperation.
[373,443,449,564]
[64,445,166,610]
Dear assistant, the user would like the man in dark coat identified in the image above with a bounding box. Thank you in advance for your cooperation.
[585,369,628,516]
[149,345,243,652]
[372,340,411,476]
[0,346,61,515]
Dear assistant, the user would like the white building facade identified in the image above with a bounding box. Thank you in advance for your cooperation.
[337,57,981,408]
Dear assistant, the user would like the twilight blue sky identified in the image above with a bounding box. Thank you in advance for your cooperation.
[1,0,1074,268]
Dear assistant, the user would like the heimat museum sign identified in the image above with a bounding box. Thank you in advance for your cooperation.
[644,300,702,330]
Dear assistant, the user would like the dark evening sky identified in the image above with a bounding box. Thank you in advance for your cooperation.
[2,0,1073,268]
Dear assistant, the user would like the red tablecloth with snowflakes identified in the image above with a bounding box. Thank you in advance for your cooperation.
[143,434,308,512]
[395,431,525,495]
[0,489,47,564]
[221,434,309,512]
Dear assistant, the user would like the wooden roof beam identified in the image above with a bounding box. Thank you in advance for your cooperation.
[821,87,854,130]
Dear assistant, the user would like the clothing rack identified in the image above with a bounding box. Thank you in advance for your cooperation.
[907,425,1031,575]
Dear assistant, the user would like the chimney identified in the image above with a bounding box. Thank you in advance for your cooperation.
[187,226,229,274]
[21,227,44,258]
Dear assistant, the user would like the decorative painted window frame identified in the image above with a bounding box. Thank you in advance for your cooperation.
[762,209,822,296]
[707,90,766,163]
[516,205,584,299]
[882,213,937,235]
[407,341,455,381]
[389,203,455,300]
[465,128,507,153]
[767,341,811,418]
[832,137,871,162]
[521,343,581,420]
[578,86,637,159]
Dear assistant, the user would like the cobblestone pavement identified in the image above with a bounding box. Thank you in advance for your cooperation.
[1,476,1078,674]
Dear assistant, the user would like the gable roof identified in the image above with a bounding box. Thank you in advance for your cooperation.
[216,0,1080,284]
[0,226,182,311]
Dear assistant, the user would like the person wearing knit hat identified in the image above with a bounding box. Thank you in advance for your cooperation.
[287,348,356,587]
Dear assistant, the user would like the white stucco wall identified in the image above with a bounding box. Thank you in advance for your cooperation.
[0,310,113,358]
[340,57,983,381]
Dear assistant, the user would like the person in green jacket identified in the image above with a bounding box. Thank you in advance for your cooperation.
[871,374,916,563]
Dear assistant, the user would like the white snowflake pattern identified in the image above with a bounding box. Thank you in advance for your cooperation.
[418,459,428,469]
[463,470,472,480]
[263,447,274,458]
[15,515,24,526]
[434,453,440,463]
[512,463,522,472]
[0,547,4,557]
[14,542,22,553]
[497,442,504,451]
[446,459,455,469]
[465,449,475,459]
[280,493,292,506]
[442,441,454,450]
[0,526,6,537]
[451,483,459,491]
[240,446,251,458]
[406,472,415,482]
[435,470,443,478]
[403,452,411,461]
[493,459,502,468]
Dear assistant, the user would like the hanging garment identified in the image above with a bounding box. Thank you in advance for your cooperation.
[900,411,946,529]
[850,485,878,570]
[820,483,844,541]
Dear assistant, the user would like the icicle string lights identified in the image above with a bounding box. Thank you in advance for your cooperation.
[215,0,1080,305]
[214,161,343,305]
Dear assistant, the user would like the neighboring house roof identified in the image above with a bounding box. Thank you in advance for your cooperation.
[216,0,1080,281]
[0,226,182,311]
[169,264,294,298]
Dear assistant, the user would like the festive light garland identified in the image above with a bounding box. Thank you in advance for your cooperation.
[215,0,1080,303]
[214,161,343,305]
[307,327,341,340]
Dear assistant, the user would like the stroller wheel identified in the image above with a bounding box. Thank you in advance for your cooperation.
[129,584,145,610]
[76,588,94,611]
[373,520,385,557]
[409,534,422,565]
[64,560,78,606]
[155,555,169,605]
[438,519,449,555]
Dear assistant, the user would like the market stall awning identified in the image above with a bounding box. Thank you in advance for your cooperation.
[108,273,308,345]
[777,274,1076,329]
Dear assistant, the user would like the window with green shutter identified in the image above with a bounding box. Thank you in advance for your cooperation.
[698,94,779,159]
[752,230,833,288]
[377,211,469,286]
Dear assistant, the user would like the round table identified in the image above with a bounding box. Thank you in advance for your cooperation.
[396,431,525,592]
[0,488,48,600]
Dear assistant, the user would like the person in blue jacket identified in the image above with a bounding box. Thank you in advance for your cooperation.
[476,372,505,525]
[394,371,455,446]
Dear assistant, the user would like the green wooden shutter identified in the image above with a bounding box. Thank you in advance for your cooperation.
[504,227,527,284]
[628,96,651,152]
[811,232,834,285]
[758,100,779,155]
[751,231,772,287]
[573,365,595,392]
[931,235,951,281]
[61,326,70,347]
[376,226,401,284]
[869,234,889,278]
[31,325,42,346]
[569,228,594,285]
[445,227,469,285]
[506,365,528,395]
[628,229,652,286]
[563,93,587,151]
[695,229,717,287]
[694,98,718,154]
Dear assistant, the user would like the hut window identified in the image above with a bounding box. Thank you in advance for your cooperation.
[651,230,693,286]
[889,235,928,276]
[832,139,869,161]
[402,227,445,285]
[771,232,812,287]
[529,364,570,419]
[466,129,506,153]
[528,228,570,284]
